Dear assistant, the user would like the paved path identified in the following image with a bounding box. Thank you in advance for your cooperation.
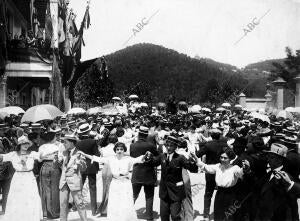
[64,171,210,221]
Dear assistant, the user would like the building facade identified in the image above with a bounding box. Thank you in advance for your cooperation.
[0,0,53,109]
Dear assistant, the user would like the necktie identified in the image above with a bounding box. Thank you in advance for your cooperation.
[65,151,71,166]
[167,154,171,164]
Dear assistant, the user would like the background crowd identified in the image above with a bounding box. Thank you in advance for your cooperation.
[0,100,300,221]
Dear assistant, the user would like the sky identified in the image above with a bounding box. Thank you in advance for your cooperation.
[69,0,300,68]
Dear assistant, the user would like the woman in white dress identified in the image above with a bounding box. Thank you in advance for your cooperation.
[0,135,50,221]
[79,142,145,221]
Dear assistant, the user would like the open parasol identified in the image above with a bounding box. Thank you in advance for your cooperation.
[67,107,86,115]
[189,105,202,113]
[128,94,139,99]
[86,107,102,115]
[21,104,63,123]
[221,103,231,108]
[276,110,294,120]
[0,106,25,115]
[112,97,122,101]
[216,107,226,112]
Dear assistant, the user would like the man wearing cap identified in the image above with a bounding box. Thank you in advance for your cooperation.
[76,123,100,216]
[130,126,159,221]
[59,133,87,221]
[255,143,295,221]
[146,136,198,221]
[196,128,227,220]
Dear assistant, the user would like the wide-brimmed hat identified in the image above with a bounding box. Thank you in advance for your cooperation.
[77,123,92,134]
[264,143,288,158]
[18,135,31,145]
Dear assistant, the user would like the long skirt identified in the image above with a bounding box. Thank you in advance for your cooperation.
[98,163,113,214]
[3,171,42,221]
[107,177,138,221]
[39,161,61,219]
[214,186,237,221]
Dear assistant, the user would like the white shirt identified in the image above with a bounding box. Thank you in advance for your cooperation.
[167,153,174,162]
[199,162,244,187]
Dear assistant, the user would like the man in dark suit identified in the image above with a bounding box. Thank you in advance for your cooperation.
[196,128,227,220]
[148,136,198,221]
[255,143,295,221]
[76,123,100,216]
[130,126,159,221]
[278,170,300,198]
[0,131,14,214]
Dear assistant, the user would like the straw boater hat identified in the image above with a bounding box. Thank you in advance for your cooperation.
[280,135,298,149]
[264,143,288,158]
[20,123,29,128]
[30,123,43,131]
[49,127,62,134]
[139,126,149,135]
[62,133,78,142]
[77,123,92,134]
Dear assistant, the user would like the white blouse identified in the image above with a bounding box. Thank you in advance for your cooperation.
[92,155,143,177]
[2,151,40,172]
[200,163,244,187]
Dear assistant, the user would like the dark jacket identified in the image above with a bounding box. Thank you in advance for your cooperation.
[289,182,300,198]
[150,152,198,201]
[0,139,14,180]
[256,170,295,221]
[130,138,158,185]
[196,139,227,164]
[76,138,100,174]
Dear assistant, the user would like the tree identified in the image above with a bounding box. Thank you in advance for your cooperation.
[74,59,115,105]
[270,47,300,92]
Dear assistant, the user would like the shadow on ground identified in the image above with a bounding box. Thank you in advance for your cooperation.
[136,207,160,219]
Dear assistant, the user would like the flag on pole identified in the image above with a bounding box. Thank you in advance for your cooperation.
[72,1,91,61]
[65,1,91,85]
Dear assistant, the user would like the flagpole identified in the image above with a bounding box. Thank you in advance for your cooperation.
[66,0,91,109]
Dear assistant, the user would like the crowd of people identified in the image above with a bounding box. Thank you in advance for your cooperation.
[0,102,300,221]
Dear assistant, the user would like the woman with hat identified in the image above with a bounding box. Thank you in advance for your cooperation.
[39,130,63,219]
[78,142,145,221]
[0,135,52,221]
